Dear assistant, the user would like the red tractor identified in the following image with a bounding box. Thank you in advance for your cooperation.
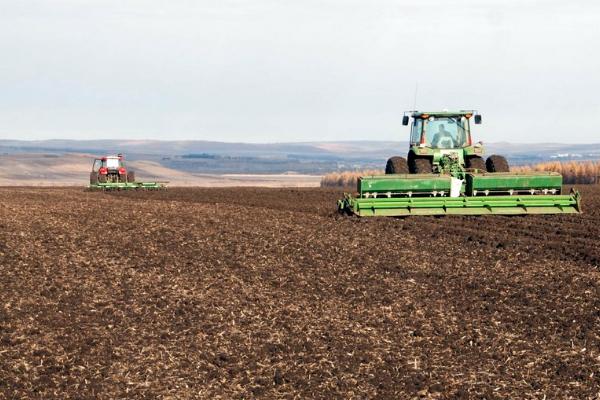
[90,154,135,184]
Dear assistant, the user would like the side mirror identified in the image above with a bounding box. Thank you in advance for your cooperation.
[402,115,409,126]
[474,115,482,124]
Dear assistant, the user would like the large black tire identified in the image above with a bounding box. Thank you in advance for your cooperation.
[127,171,135,183]
[98,175,107,183]
[385,156,409,174]
[90,172,99,184]
[486,155,510,173]
[465,156,486,172]
[409,157,433,174]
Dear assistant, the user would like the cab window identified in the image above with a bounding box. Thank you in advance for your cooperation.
[423,117,468,149]
[92,159,102,172]
[410,119,422,144]
[106,158,120,169]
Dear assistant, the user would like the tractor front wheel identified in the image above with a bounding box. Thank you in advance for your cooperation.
[385,156,409,174]
[466,156,486,172]
[410,157,433,174]
[486,155,510,173]
[90,172,99,184]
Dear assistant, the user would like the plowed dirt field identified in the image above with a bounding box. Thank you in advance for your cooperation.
[1,186,599,399]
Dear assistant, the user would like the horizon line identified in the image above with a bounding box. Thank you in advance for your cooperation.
[1,138,600,146]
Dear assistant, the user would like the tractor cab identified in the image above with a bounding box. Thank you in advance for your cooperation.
[397,110,485,174]
[104,156,121,170]
[406,111,478,149]
[92,156,123,172]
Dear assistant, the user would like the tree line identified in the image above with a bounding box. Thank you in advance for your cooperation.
[320,161,600,187]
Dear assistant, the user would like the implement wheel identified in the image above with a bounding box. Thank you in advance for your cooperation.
[466,156,486,172]
[486,155,510,172]
[385,156,409,174]
[410,157,433,174]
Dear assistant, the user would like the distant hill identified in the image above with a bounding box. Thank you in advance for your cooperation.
[0,153,321,187]
[0,140,599,185]
[2,139,600,161]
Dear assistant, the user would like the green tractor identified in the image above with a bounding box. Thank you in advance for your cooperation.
[338,110,581,216]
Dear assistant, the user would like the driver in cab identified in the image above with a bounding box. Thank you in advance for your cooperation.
[431,124,456,148]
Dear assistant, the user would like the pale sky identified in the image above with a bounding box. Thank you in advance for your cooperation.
[1,0,599,143]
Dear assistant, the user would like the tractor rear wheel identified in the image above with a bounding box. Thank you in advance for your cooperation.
[410,157,433,174]
[90,172,99,184]
[385,156,409,174]
[486,155,510,173]
[127,171,135,183]
[466,156,486,171]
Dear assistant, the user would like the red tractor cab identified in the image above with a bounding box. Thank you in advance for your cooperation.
[90,154,135,184]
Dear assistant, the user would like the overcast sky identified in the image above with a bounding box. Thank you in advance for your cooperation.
[1,0,599,143]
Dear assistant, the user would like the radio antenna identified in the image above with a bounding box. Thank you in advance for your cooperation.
[412,82,418,111]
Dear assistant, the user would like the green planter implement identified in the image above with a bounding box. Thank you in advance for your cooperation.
[88,181,167,191]
[339,172,581,216]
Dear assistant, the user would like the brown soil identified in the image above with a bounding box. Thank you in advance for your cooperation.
[1,185,599,399]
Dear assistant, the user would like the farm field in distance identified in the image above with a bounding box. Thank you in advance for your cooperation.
[1,185,599,398]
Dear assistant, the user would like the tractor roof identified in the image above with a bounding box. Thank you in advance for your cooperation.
[410,110,476,118]
[99,155,123,160]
